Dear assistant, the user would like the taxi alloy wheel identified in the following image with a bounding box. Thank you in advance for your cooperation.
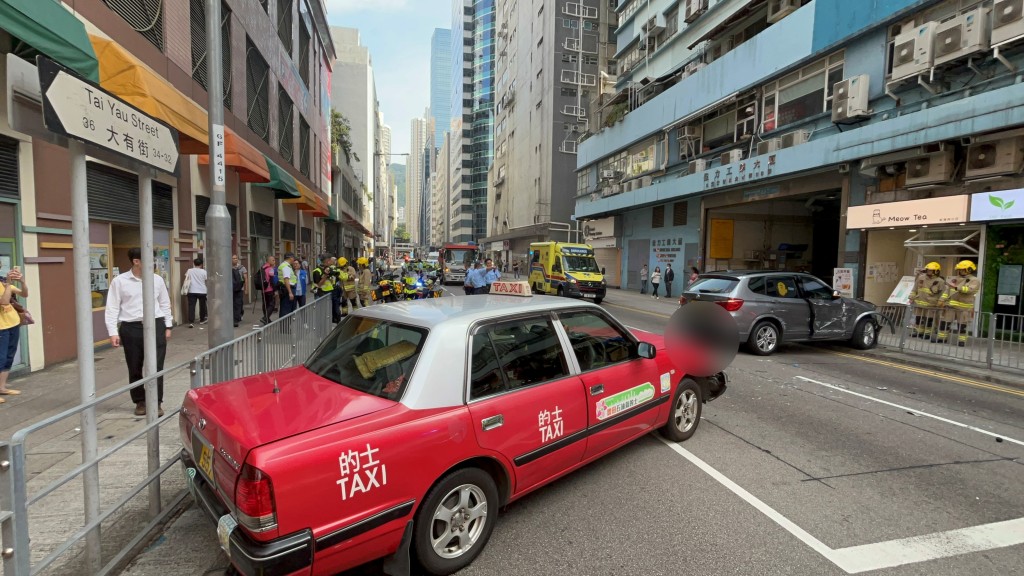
[660,378,702,442]
[415,468,498,575]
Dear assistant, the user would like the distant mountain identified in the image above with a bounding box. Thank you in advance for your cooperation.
[389,164,406,209]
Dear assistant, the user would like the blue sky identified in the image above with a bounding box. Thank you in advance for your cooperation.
[325,0,452,158]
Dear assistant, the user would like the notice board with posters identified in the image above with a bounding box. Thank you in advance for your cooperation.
[709,219,734,260]
[887,276,916,305]
[833,268,854,298]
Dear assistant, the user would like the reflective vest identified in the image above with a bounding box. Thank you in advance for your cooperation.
[339,269,356,292]
[941,274,979,310]
[277,262,293,290]
[314,267,333,292]
[910,273,944,308]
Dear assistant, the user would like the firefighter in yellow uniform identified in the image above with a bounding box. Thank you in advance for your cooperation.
[356,257,373,307]
[908,262,945,339]
[938,260,980,346]
[336,257,359,315]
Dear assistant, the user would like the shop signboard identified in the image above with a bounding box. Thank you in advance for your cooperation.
[970,189,1024,222]
[847,196,969,229]
[582,217,615,242]
[832,268,854,298]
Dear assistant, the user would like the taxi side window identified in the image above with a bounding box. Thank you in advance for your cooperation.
[557,311,638,372]
[765,276,799,299]
[469,318,570,400]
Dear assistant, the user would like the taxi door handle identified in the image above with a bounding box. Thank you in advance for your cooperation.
[590,384,604,396]
[481,415,504,431]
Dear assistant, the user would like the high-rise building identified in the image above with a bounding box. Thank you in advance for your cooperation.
[450,0,496,242]
[407,117,428,245]
[377,118,394,251]
[431,29,453,151]
[331,27,380,258]
[484,0,609,264]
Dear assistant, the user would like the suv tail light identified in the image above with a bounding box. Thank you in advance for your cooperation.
[235,464,279,539]
[715,298,744,312]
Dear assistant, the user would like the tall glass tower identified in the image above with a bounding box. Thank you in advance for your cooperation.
[430,28,452,151]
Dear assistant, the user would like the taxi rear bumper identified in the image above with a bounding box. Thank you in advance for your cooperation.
[181,449,313,576]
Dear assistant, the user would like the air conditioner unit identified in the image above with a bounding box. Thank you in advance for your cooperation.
[964,137,1024,179]
[684,0,709,23]
[721,150,743,165]
[993,0,1024,47]
[934,8,991,66]
[611,183,622,193]
[600,169,617,179]
[689,159,708,174]
[757,138,783,155]
[832,75,871,124]
[905,150,955,187]
[679,125,701,138]
[780,130,811,148]
[891,22,938,82]
[643,14,667,35]
[767,0,800,24]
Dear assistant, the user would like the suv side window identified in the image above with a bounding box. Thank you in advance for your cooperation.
[557,311,638,372]
[747,276,766,295]
[798,276,834,299]
[765,276,799,299]
[469,317,570,399]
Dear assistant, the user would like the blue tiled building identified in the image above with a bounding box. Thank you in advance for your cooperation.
[576,0,1024,312]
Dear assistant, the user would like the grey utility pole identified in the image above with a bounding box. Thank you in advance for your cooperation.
[206,0,233,377]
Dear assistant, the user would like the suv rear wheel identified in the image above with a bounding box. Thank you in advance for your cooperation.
[748,320,780,355]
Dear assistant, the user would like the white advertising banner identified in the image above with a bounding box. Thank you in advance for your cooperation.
[847,196,968,229]
[970,188,1024,222]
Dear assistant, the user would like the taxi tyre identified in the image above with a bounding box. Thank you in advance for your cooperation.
[414,467,499,575]
[747,320,781,356]
[849,318,879,350]
[660,378,703,442]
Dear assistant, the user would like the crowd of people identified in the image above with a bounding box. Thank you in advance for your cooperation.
[253,252,380,325]
[462,258,503,295]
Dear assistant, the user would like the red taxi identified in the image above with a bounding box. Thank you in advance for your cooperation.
[180,281,728,575]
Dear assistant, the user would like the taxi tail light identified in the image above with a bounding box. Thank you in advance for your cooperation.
[715,298,744,312]
[235,464,279,539]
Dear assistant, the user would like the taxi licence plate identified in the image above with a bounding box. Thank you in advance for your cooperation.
[192,429,214,481]
[583,293,597,299]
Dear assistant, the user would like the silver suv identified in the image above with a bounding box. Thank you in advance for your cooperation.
[679,271,886,355]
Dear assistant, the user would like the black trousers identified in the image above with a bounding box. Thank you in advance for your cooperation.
[233,290,244,323]
[120,319,167,404]
[665,281,673,298]
[187,293,208,323]
[262,291,277,323]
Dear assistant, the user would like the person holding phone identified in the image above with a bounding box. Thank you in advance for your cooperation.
[0,265,26,402]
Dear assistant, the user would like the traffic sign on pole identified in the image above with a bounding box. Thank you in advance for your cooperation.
[38,56,179,175]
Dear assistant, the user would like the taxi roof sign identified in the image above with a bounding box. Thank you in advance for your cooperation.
[489,281,532,296]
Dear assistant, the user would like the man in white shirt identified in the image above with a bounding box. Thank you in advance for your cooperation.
[277,252,296,318]
[105,247,173,417]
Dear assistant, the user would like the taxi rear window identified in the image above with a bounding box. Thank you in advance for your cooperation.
[305,317,427,400]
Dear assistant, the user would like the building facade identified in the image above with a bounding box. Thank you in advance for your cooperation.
[450,0,496,242]
[407,116,428,246]
[329,26,377,259]
[431,28,453,151]
[0,0,335,371]
[576,0,1024,312]
[483,0,610,267]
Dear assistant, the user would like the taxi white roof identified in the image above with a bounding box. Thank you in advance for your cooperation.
[351,294,596,329]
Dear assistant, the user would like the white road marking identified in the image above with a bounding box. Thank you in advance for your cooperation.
[660,405,1024,572]
[830,518,1024,573]
[795,376,1024,447]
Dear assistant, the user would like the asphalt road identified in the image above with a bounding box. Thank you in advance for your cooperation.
[121,300,1024,576]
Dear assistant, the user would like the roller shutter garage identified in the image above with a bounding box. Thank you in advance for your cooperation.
[86,163,173,227]
[593,248,621,288]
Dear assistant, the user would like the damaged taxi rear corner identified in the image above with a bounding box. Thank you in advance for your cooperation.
[178,318,471,576]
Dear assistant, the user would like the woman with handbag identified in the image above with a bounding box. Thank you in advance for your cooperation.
[0,267,27,402]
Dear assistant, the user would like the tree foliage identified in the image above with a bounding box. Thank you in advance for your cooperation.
[331,110,359,164]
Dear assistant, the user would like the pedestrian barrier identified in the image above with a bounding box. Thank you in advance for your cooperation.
[876,304,1024,371]
[0,296,333,576]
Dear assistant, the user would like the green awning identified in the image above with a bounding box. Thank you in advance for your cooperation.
[253,155,300,199]
[1,0,99,82]
[327,203,339,222]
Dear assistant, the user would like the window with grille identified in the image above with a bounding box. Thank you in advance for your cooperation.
[104,0,163,50]
[299,118,310,178]
[652,205,665,228]
[673,202,688,226]
[299,23,310,86]
[246,37,270,142]
[278,88,293,162]
[190,0,232,110]
[278,0,293,53]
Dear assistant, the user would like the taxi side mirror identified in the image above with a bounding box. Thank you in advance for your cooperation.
[638,342,656,359]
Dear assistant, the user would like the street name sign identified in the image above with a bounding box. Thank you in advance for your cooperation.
[38,57,179,174]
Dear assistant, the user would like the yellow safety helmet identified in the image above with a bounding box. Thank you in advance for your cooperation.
[925,262,941,271]
[955,260,977,272]
[357,257,369,267]
[337,257,348,267]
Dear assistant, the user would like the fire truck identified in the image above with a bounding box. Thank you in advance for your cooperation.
[439,242,479,285]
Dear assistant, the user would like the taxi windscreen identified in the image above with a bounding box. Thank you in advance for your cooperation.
[305,317,427,400]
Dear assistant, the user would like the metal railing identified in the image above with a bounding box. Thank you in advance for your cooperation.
[1,296,334,576]
[877,304,1024,371]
